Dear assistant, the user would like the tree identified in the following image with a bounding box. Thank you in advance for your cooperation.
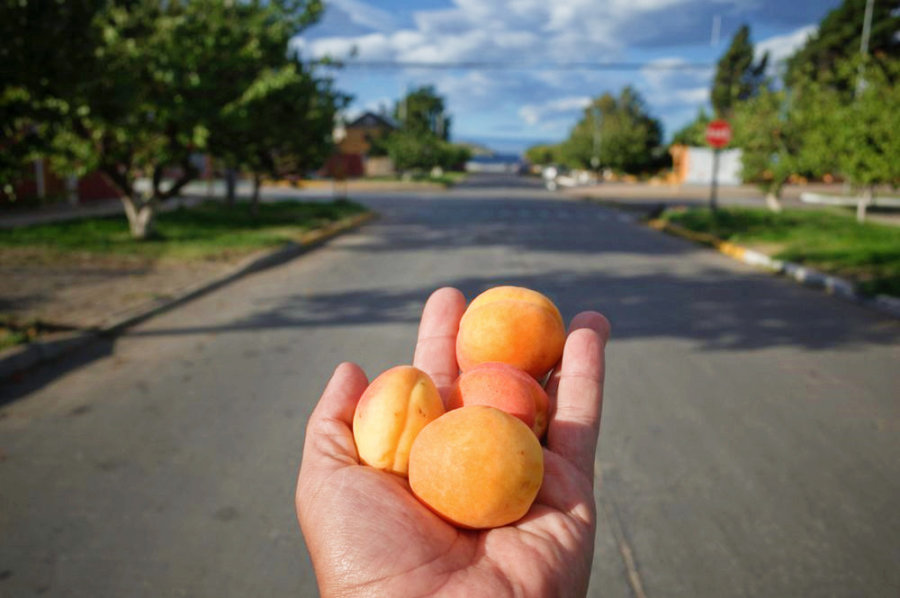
[670,108,712,147]
[561,87,663,174]
[785,0,900,92]
[828,60,900,222]
[2,0,330,238]
[731,89,798,211]
[524,144,563,165]
[394,86,450,140]
[711,25,769,118]
[0,0,106,197]
[213,58,346,213]
[380,86,466,172]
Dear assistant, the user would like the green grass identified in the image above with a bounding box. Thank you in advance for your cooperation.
[0,199,368,260]
[660,207,900,297]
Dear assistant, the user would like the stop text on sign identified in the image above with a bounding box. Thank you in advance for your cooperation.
[705,120,732,149]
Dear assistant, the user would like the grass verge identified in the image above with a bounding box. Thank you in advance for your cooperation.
[0,199,368,261]
[659,207,900,297]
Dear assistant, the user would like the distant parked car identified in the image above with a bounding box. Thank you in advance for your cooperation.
[542,165,597,190]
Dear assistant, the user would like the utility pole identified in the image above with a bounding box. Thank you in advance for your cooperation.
[710,15,721,47]
[591,104,601,177]
[710,149,720,211]
[855,0,875,97]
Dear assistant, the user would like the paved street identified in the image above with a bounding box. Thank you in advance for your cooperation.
[2,174,899,597]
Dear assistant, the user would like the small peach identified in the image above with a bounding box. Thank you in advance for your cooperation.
[456,286,565,379]
[447,362,550,438]
[352,365,444,476]
[408,406,544,529]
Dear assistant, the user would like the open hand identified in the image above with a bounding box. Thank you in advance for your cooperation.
[296,287,610,597]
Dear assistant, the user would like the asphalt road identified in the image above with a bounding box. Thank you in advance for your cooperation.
[2,174,899,597]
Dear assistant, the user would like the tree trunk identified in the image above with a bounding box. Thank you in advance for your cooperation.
[122,195,157,240]
[250,173,261,217]
[764,191,783,213]
[225,168,237,207]
[856,187,872,223]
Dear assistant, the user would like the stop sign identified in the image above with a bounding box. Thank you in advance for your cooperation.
[705,119,732,148]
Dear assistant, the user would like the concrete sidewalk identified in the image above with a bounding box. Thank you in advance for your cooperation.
[0,196,205,229]
[0,178,446,229]
[567,182,900,227]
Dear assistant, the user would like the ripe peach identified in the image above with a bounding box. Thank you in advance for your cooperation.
[447,362,550,438]
[456,286,566,379]
[408,406,544,529]
[352,365,444,477]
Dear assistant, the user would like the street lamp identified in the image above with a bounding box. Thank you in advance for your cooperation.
[855,0,875,97]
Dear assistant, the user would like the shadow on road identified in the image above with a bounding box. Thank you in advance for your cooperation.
[4,190,898,404]
[117,268,900,353]
[0,337,115,405]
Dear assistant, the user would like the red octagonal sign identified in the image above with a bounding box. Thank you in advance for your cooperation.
[705,119,732,149]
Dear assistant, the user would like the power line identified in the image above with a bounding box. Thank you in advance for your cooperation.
[312,59,714,71]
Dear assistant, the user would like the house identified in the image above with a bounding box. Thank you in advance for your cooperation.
[325,112,397,178]
[1,159,122,206]
[337,112,396,156]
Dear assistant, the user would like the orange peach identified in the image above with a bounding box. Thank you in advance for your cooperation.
[447,362,550,438]
[352,365,444,476]
[408,406,544,529]
[456,286,566,379]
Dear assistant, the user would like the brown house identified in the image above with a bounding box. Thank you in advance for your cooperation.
[324,112,397,179]
[337,112,396,156]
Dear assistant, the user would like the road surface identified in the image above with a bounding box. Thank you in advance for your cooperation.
[2,174,899,597]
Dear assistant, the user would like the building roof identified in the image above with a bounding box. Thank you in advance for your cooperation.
[346,112,397,130]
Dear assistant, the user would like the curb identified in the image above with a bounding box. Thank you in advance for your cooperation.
[647,218,900,320]
[0,211,376,382]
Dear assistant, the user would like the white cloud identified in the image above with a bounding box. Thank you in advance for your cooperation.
[299,0,824,148]
[303,0,709,66]
[330,0,397,32]
[673,87,710,104]
[756,24,817,69]
[519,96,591,126]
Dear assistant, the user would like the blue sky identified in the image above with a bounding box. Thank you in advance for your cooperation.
[293,0,843,154]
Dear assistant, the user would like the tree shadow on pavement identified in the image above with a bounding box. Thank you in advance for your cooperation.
[120,269,900,353]
[0,337,115,405]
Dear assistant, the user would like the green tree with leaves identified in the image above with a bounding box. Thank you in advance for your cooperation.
[394,85,450,140]
[524,144,563,166]
[731,89,798,212]
[670,108,713,147]
[380,86,467,172]
[0,0,106,197]
[1,0,332,238]
[785,0,900,92]
[213,58,346,213]
[711,25,769,118]
[561,87,663,174]
[827,60,900,222]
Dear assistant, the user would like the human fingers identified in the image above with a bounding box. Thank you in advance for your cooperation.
[412,287,466,399]
[302,362,369,468]
[545,312,610,480]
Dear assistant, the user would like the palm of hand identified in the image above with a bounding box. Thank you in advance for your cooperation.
[297,288,609,598]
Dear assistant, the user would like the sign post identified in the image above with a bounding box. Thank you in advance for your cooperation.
[705,119,732,212]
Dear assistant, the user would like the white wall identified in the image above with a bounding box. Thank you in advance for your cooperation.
[684,147,743,185]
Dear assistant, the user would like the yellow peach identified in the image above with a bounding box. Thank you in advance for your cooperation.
[456,286,566,379]
[447,362,550,438]
[352,365,444,476]
[408,406,544,529]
